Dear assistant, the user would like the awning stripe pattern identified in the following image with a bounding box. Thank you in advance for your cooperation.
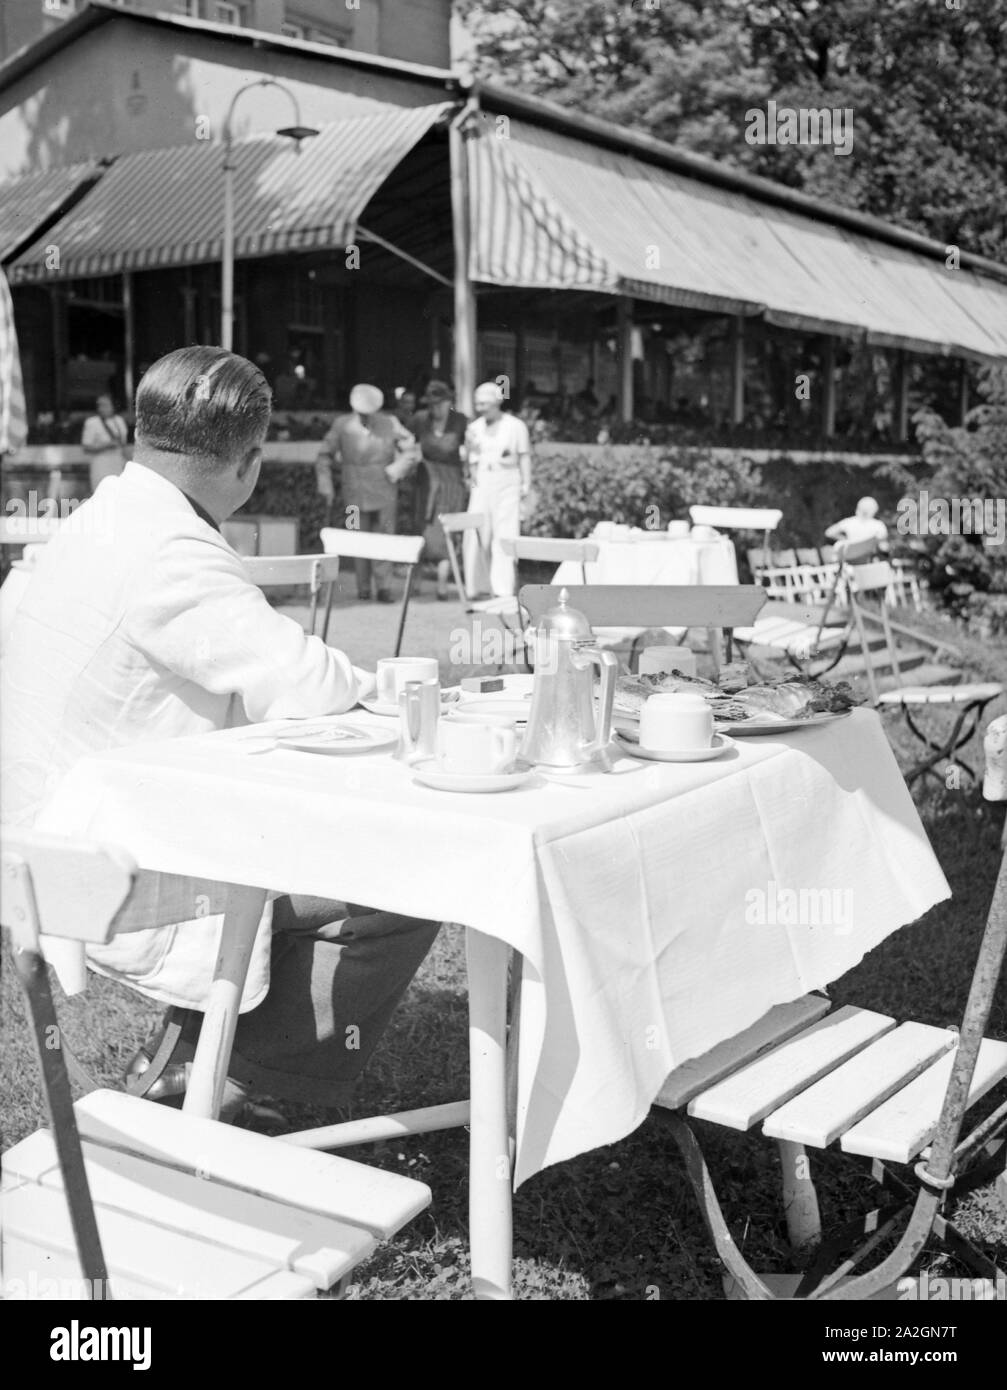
[0,162,100,263]
[469,116,1007,362]
[0,266,28,454]
[9,104,449,282]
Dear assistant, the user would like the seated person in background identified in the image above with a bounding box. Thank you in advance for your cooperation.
[1,346,439,1120]
[825,495,889,549]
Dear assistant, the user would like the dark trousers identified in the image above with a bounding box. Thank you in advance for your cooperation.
[349,503,396,597]
[178,897,440,1106]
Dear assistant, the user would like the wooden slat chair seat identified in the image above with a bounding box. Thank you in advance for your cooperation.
[1,829,432,1301]
[652,838,1007,1300]
[319,527,425,658]
[243,553,343,642]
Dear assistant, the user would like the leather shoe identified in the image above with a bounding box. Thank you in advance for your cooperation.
[376,588,395,603]
[124,1037,263,1125]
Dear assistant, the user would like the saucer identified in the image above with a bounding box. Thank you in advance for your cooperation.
[410,758,534,793]
[614,731,734,763]
[360,698,401,718]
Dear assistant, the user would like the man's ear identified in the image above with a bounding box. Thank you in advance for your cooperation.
[237,446,263,484]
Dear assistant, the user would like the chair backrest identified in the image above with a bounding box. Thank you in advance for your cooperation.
[844,560,901,702]
[771,548,798,568]
[319,528,424,565]
[796,547,821,566]
[0,517,58,547]
[835,536,880,566]
[519,584,767,630]
[688,506,783,533]
[438,511,486,534]
[243,554,342,589]
[0,828,136,950]
[500,537,600,565]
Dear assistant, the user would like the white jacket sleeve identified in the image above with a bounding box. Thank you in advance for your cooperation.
[125,529,363,722]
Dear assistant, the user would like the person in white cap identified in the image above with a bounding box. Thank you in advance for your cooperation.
[825,495,889,548]
[316,384,419,602]
[462,382,533,598]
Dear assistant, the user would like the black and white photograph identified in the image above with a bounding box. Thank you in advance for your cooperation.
[0,0,1005,1334]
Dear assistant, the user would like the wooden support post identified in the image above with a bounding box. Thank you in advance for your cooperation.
[450,104,478,418]
[617,296,634,424]
[893,349,909,443]
[731,315,745,425]
[777,1139,822,1250]
[821,335,836,437]
[959,359,970,426]
[122,271,135,406]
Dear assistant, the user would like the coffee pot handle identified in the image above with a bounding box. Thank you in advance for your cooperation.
[575,647,618,760]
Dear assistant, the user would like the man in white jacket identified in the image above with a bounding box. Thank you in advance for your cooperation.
[1,346,439,1115]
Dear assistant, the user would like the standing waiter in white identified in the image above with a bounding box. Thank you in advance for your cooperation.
[462,381,533,599]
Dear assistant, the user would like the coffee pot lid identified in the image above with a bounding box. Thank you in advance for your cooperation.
[536,587,593,640]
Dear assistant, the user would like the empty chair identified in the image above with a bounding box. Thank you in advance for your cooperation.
[320,527,425,658]
[688,505,783,564]
[519,583,767,674]
[651,841,1007,1299]
[243,553,343,641]
[846,560,1004,787]
[1,829,432,1301]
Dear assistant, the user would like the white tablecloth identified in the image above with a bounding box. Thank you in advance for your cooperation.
[553,533,739,588]
[39,709,949,1185]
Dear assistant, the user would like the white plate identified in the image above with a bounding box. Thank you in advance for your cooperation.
[614,731,734,763]
[243,722,397,755]
[410,758,534,793]
[359,698,401,718]
[717,710,853,736]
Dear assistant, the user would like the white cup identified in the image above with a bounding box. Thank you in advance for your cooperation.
[638,645,698,678]
[639,692,714,751]
[666,520,690,539]
[376,656,439,706]
[436,720,517,775]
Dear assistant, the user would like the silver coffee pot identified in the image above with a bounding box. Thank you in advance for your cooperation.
[519,588,617,771]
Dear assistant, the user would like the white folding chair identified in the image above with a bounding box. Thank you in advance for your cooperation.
[1,828,432,1301]
[652,842,1007,1300]
[243,554,343,642]
[519,584,767,676]
[846,560,1004,788]
[319,527,425,657]
[438,511,491,608]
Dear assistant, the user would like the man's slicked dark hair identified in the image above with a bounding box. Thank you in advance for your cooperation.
[135,346,271,466]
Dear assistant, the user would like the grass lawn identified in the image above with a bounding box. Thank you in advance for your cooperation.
[2,584,1005,1299]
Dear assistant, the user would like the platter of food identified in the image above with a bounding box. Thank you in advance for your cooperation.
[613,667,861,736]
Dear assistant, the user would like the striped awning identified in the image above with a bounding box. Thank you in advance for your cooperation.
[469,117,1007,362]
[0,266,27,454]
[0,162,100,262]
[9,104,449,282]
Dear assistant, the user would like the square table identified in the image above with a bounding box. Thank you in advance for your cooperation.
[38,707,949,1299]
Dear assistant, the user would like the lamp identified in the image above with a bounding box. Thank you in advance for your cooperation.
[220,79,319,350]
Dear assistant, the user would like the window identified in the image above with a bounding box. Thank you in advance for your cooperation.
[42,0,77,17]
[280,22,305,39]
[212,1,245,25]
[287,270,325,330]
[175,0,200,16]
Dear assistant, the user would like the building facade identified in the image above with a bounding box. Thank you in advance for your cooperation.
[0,0,452,69]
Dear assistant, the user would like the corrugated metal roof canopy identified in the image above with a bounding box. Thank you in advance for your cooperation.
[9,104,449,282]
[469,117,1007,362]
[0,163,100,262]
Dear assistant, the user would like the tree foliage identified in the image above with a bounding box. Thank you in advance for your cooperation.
[457,0,1007,262]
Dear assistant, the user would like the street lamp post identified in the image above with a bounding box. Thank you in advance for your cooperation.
[220,79,318,351]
